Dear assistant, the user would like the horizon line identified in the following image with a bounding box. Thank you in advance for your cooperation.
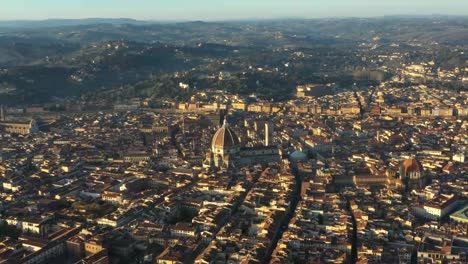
[0,14,467,23]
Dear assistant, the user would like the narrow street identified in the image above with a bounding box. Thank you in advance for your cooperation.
[262,165,301,264]
[348,199,358,264]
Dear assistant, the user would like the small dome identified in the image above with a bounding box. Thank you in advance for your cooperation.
[211,123,240,150]
[290,150,307,161]
[402,158,423,172]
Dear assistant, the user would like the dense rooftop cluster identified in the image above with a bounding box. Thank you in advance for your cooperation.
[0,78,466,264]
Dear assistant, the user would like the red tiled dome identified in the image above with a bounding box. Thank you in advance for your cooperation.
[402,158,423,172]
[211,124,240,150]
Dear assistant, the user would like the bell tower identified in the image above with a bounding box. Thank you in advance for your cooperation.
[0,105,5,122]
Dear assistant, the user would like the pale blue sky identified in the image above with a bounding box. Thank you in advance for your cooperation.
[0,0,467,20]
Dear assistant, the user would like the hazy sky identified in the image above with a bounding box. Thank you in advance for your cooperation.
[0,0,467,20]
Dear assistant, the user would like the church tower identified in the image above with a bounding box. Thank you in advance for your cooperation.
[0,105,5,122]
[265,122,273,146]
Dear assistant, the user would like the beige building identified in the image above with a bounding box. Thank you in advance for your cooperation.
[0,119,39,135]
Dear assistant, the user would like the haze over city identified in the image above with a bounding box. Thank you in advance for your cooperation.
[1,0,468,20]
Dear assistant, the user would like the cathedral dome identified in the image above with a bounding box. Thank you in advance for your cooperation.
[402,158,423,173]
[211,122,240,151]
[290,150,307,162]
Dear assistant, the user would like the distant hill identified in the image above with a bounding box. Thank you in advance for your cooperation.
[1,17,467,46]
[0,18,154,28]
[0,36,79,65]
[0,16,465,104]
